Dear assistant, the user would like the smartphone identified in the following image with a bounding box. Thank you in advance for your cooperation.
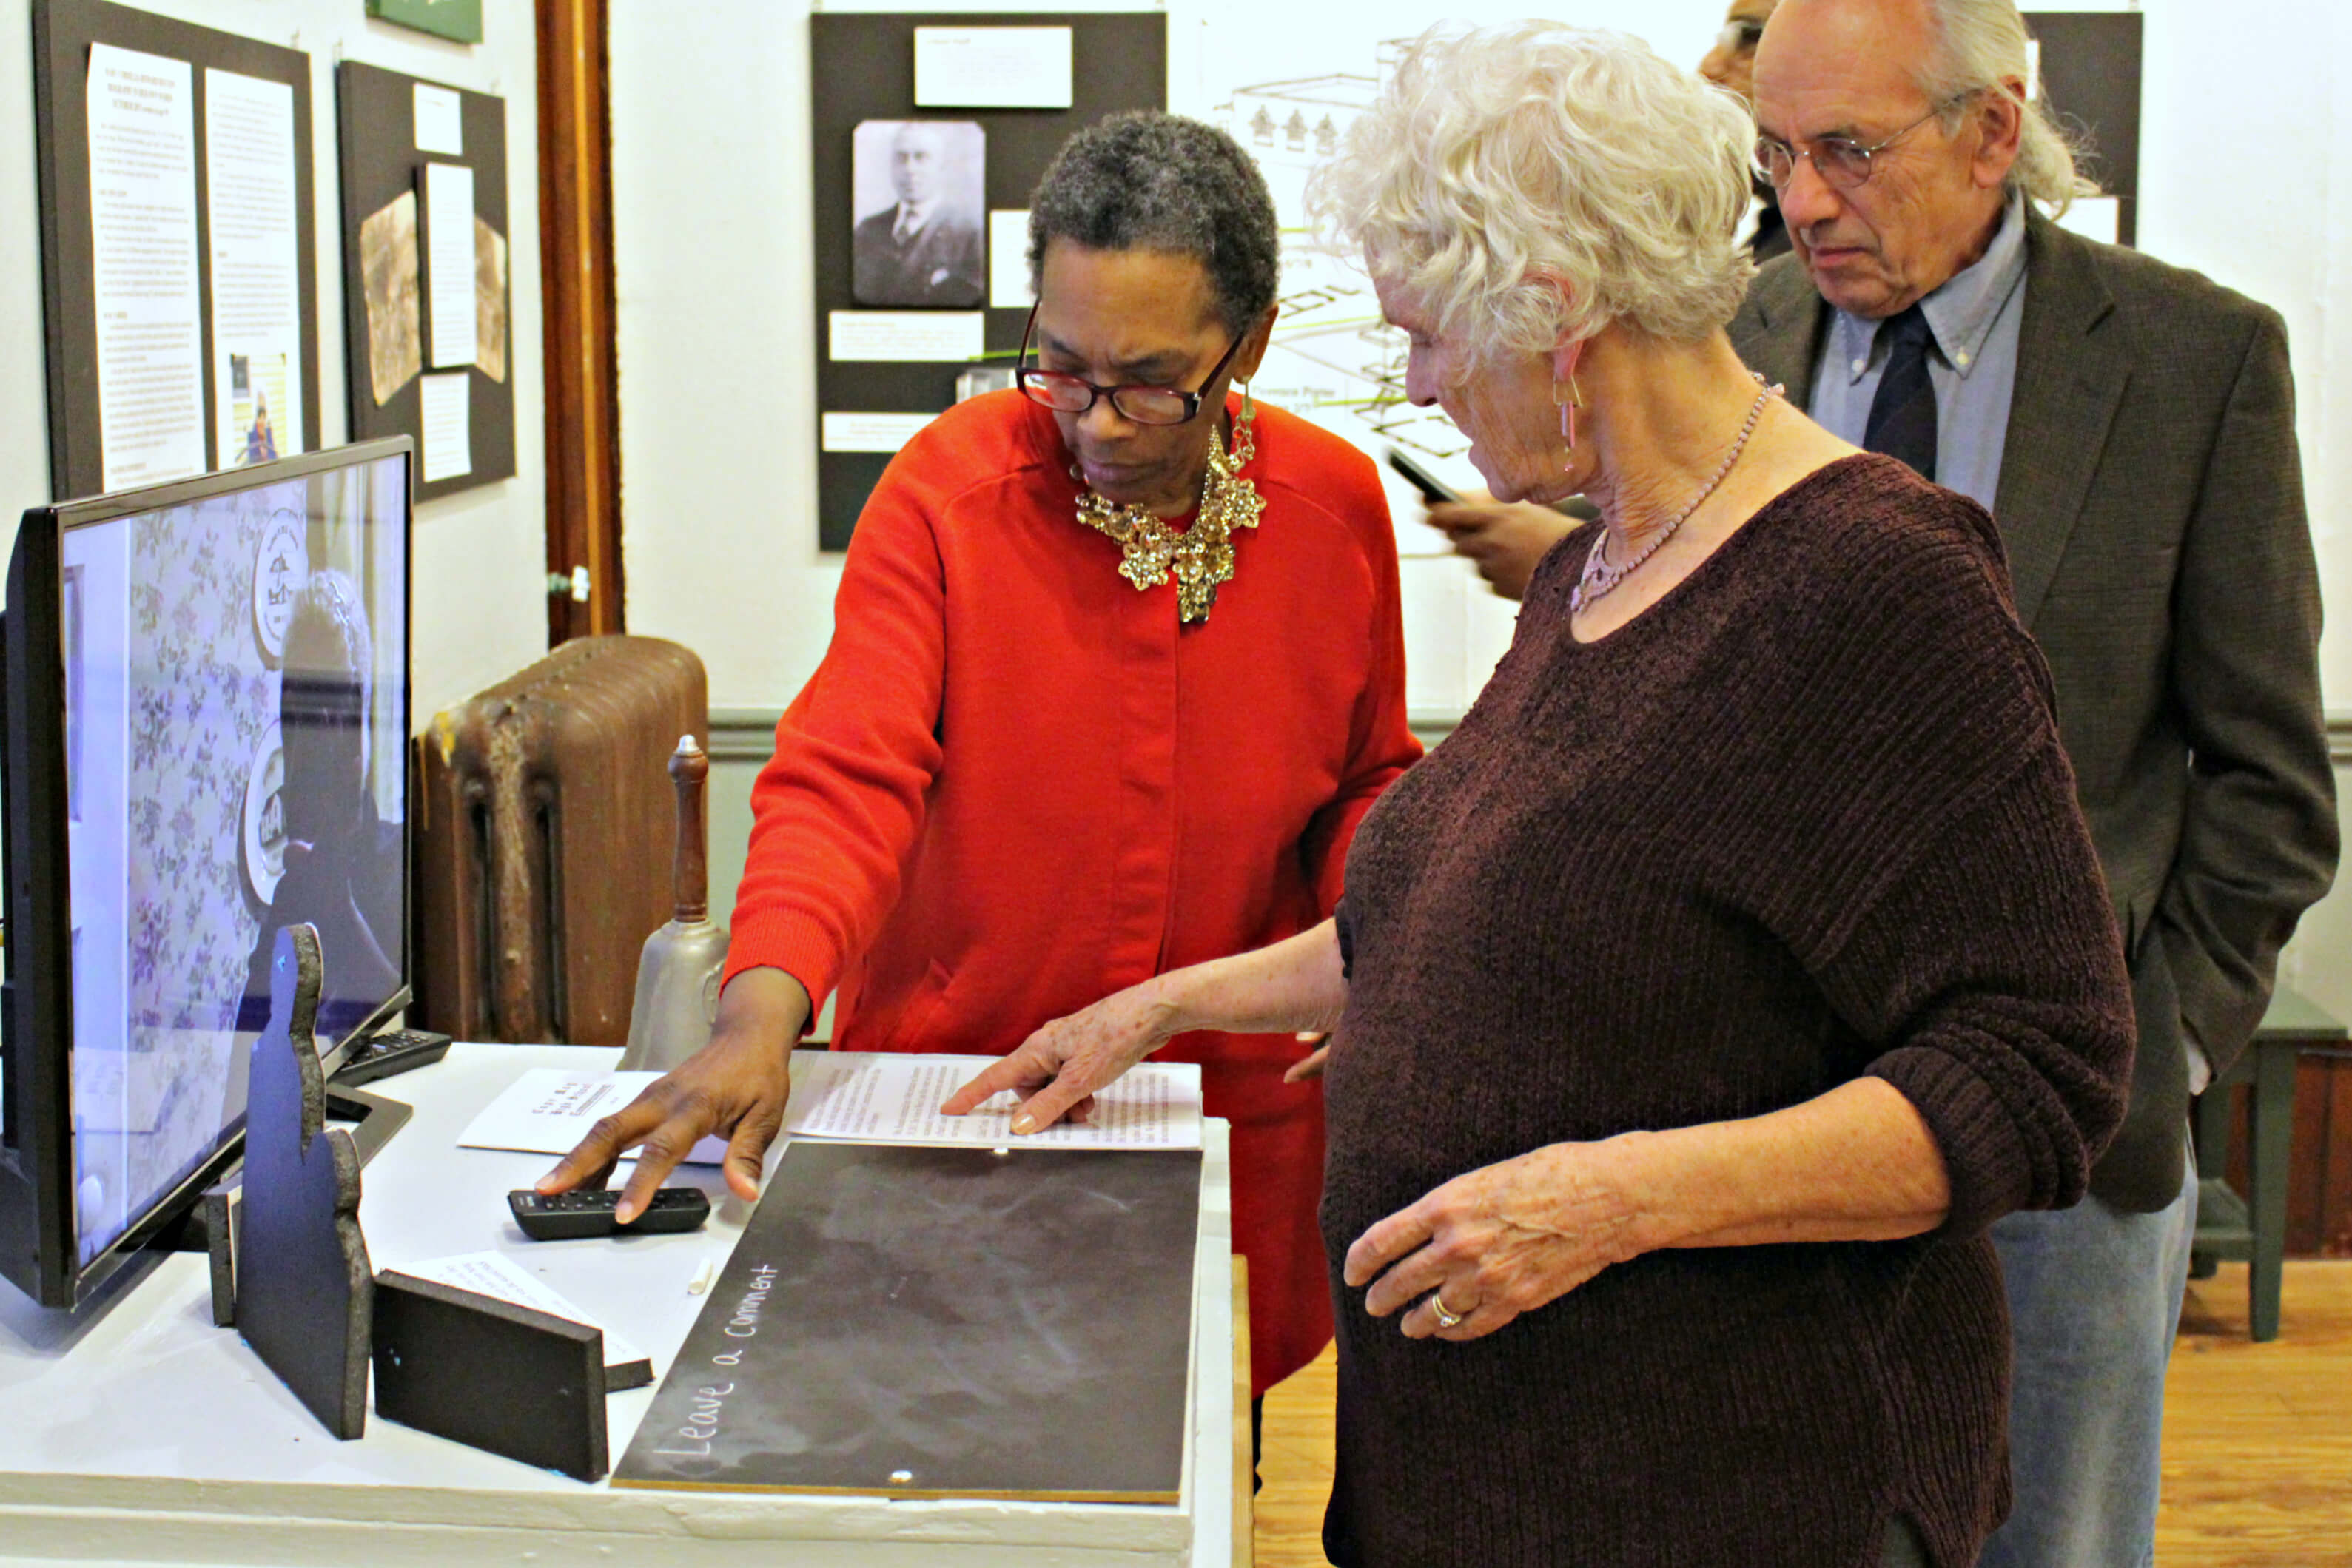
[1385,447,1462,508]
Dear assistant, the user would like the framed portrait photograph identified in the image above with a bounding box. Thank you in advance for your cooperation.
[850,119,987,309]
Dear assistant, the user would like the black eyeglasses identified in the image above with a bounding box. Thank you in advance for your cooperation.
[1015,303,1246,427]
[1752,101,1957,192]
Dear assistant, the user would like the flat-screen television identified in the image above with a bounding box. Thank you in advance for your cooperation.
[1,438,413,1308]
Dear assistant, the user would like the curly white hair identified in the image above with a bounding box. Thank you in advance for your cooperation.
[1308,22,1757,357]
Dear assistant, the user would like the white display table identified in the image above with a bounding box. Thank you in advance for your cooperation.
[0,1045,1237,1567]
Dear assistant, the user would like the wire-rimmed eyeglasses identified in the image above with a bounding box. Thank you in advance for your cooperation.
[1015,303,1246,427]
[1752,102,1955,192]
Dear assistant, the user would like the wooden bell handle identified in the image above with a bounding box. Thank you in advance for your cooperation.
[668,734,709,923]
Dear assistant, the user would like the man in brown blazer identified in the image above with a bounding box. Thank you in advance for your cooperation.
[1435,0,2336,1558]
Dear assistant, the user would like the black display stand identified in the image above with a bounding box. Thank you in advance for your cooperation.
[335,61,515,502]
[809,12,1166,551]
[30,0,322,499]
[233,924,373,1441]
[2023,11,2142,247]
[372,1272,614,1482]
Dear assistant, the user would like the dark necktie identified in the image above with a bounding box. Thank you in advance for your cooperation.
[1863,304,1938,482]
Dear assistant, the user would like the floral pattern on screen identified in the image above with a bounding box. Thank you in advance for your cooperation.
[127,485,288,1042]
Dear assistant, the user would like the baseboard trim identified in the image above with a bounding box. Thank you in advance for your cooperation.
[708,707,782,764]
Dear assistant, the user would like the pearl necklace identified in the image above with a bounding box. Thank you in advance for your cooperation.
[1570,374,1781,616]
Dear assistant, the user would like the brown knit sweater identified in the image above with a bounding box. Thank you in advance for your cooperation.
[1321,455,2134,1568]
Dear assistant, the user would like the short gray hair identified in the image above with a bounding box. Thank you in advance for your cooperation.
[1918,0,2098,212]
[1026,112,1280,336]
[1308,24,1755,358]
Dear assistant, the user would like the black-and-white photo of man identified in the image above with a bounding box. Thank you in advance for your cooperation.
[851,120,986,309]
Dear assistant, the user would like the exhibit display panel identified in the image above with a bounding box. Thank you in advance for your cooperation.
[28,0,323,499]
[809,11,1167,551]
[0,1044,1239,1567]
[337,61,517,502]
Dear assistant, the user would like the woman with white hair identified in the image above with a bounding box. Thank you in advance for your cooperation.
[950,25,2132,1565]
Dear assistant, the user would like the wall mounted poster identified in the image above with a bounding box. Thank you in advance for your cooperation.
[337,61,514,502]
[31,0,322,502]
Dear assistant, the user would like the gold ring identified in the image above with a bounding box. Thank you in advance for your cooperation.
[1428,1290,1466,1329]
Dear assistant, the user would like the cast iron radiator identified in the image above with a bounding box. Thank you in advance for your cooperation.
[411,636,709,1045]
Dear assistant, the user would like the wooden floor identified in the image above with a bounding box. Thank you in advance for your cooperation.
[1254,1260,2352,1567]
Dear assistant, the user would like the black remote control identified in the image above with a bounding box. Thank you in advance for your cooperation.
[508,1187,712,1241]
[331,1027,454,1086]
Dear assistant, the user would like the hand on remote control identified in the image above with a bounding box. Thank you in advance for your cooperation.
[535,968,805,1222]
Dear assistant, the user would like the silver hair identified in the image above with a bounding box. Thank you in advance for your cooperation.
[1307,23,1756,357]
[1916,0,2099,212]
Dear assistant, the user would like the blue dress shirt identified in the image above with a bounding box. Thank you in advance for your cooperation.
[1806,193,2029,513]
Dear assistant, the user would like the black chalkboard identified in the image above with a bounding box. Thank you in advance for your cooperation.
[614,1142,1201,1501]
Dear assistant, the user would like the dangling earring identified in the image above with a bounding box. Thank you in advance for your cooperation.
[1230,380,1258,467]
[1553,372,1584,454]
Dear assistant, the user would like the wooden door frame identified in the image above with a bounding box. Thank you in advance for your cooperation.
[537,0,622,642]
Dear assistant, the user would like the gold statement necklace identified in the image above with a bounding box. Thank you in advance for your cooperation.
[1072,406,1264,625]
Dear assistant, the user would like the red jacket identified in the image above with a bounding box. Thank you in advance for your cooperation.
[727,390,1420,1391]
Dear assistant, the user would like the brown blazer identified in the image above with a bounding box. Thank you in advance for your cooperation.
[1733,213,2339,1210]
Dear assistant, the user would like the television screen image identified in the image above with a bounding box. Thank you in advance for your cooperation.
[3,440,412,1306]
[850,119,986,309]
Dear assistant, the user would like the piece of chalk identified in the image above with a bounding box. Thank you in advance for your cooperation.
[687,1257,717,1295]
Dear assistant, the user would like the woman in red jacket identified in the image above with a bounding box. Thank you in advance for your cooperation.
[542,112,1419,1404]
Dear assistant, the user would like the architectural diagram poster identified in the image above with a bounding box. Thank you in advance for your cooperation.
[1179,15,1721,557]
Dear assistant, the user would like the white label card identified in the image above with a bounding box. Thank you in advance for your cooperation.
[829,309,984,363]
[2052,194,2120,246]
[988,209,1034,309]
[913,26,1072,109]
[821,411,938,453]
[418,371,471,482]
[423,161,478,368]
[412,82,463,155]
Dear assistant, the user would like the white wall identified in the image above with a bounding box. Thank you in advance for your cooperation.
[0,0,549,724]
